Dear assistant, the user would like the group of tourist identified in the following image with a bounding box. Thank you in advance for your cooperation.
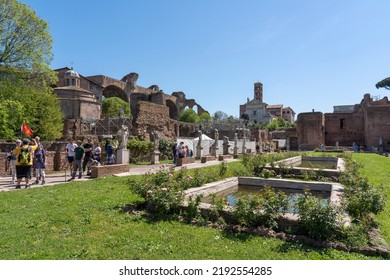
[6,136,116,189]
[7,136,46,189]
[66,137,116,181]
[172,141,193,165]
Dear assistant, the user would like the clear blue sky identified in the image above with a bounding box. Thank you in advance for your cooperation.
[21,0,390,118]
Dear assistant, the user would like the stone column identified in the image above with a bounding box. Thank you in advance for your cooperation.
[150,130,160,165]
[211,129,219,157]
[222,136,230,155]
[233,133,238,158]
[196,130,203,159]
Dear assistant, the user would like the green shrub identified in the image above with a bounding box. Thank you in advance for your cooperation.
[231,186,289,229]
[128,137,153,163]
[296,190,341,240]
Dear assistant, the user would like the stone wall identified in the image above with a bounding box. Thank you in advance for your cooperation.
[324,112,365,146]
[365,106,390,148]
[297,112,325,150]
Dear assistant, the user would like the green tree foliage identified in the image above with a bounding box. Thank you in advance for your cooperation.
[179,108,200,123]
[0,78,63,140]
[0,0,56,85]
[199,112,211,123]
[213,110,228,122]
[267,117,294,131]
[375,77,390,90]
[102,97,131,117]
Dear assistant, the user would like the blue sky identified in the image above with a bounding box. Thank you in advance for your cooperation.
[21,0,390,118]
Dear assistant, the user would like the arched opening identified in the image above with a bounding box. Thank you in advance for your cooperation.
[103,85,129,102]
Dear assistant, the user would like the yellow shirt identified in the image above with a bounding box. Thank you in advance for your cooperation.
[13,144,38,166]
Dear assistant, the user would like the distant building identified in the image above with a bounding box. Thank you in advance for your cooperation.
[239,82,295,124]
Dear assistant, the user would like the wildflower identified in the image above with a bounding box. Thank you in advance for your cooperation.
[256,205,261,209]
[147,190,153,196]
[168,173,173,177]
[188,175,193,180]
[226,201,230,206]
[162,188,168,192]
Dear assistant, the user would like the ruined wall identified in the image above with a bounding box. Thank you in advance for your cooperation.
[364,106,390,149]
[324,112,365,146]
[134,102,177,140]
[297,112,325,150]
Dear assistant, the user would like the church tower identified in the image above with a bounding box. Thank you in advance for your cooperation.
[254,82,263,102]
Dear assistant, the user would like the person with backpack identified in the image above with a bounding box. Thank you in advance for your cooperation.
[7,139,22,185]
[12,138,38,189]
[68,140,85,181]
[33,144,46,185]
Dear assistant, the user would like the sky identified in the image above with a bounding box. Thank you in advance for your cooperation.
[20,0,390,118]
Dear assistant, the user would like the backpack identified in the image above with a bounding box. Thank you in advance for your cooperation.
[18,147,31,164]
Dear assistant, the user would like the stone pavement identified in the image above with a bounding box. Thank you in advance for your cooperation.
[0,158,238,192]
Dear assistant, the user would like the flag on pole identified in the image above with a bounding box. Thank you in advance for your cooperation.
[21,122,34,137]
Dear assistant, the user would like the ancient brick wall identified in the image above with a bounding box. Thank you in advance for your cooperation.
[364,106,390,149]
[297,112,325,150]
[324,112,365,146]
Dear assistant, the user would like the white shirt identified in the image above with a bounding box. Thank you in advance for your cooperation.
[66,143,77,157]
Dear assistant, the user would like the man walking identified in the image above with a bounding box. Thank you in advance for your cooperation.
[13,138,38,189]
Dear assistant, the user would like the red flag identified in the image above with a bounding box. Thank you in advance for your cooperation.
[21,122,34,137]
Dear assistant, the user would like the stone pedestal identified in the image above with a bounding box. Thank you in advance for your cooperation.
[196,146,203,159]
[151,151,160,165]
[223,144,230,155]
[117,149,129,164]
[233,146,238,158]
[211,145,219,157]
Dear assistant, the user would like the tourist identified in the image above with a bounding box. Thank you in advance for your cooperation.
[177,142,184,158]
[185,145,193,158]
[93,141,102,163]
[82,137,94,176]
[182,145,187,158]
[171,143,177,165]
[33,143,46,185]
[7,139,21,185]
[13,138,38,189]
[105,139,115,165]
[68,140,84,181]
[66,138,77,174]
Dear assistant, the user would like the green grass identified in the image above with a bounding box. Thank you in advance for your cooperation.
[0,156,388,260]
[352,153,390,246]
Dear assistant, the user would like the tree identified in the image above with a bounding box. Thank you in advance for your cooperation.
[0,0,56,85]
[375,77,390,90]
[213,111,229,122]
[199,112,211,123]
[179,108,200,123]
[266,117,293,131]
[102,97,131,117]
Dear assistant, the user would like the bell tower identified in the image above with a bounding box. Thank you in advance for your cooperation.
[254,82,263,102]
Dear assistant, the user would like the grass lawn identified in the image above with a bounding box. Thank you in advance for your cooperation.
[0,156,388,260]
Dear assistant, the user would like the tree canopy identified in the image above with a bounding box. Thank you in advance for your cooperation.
[375,77,390,90]
[0,0,63,140]
[179,108,200,124]
[0,78,63,140]
[0,0,56,85]
[102,97,131,117]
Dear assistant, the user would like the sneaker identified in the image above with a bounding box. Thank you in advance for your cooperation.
[68,177,75,182]
[25,184,30,189]
[34,180,39,185]
[15,185,21,189]
[41,180,46,185]
[78,175,82,179]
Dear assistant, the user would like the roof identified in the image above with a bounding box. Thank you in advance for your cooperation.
[267,104,283,109]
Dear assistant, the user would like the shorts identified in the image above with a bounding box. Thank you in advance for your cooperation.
[16,165,32,179]
[67,156,75,163]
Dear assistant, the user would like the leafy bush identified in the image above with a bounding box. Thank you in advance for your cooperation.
[158,139,175,160]
[102,97,131,117]
[127,137,153,163]
[296,190,341,240]
[231,186,289,229]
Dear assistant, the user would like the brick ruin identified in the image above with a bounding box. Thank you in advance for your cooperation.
[54,67,207,141]
[289,93,390,151]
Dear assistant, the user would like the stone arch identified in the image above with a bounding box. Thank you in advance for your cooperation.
[166,99,179,120]
[102,85,129,102]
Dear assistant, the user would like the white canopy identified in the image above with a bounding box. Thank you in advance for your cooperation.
[193,134,213,141]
